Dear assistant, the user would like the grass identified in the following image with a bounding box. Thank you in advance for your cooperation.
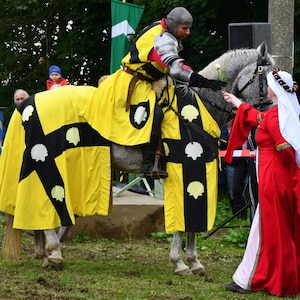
[0,188,286,299]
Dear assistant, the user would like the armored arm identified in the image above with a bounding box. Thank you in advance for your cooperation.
[154,32,192,82]
[154,33,225,90]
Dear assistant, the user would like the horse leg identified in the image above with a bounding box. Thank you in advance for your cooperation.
[185,232,205,275]
[44,229,63,270]
[57,225,72,242]
[34,230,50,268]
[169,232,193,275]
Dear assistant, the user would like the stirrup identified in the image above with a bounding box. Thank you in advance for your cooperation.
[144,168,168,180]
[142,153,168,179]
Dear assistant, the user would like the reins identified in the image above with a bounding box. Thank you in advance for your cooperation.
[162,80,219,159]
[168,104,219,159]
[237,54,273,111]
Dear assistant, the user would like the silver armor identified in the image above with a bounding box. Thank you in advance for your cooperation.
[154,32,192,82]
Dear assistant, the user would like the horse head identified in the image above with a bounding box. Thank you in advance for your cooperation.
[199,42,275,127]
[230,42,275,111]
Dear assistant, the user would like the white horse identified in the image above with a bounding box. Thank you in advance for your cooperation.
[3,43,274,274]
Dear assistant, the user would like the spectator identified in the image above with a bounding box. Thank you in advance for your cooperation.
[46,65,68,90]
[221,118,258,220]
[14,89,29,106]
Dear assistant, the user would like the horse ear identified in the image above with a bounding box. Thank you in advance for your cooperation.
[257,42,268,59]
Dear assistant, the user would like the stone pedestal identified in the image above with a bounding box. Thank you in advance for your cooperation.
[67,186,165,239]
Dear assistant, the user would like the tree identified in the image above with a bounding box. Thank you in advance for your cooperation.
[135,0,268,70]
[1,0,299,125]
[0,0,111,120]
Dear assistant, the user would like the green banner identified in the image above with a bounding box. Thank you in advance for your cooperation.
[110,0,144,74]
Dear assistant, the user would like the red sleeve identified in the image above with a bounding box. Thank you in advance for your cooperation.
[224,103,259,164]
[265,107,299,175]
[264,106,286,147]
[60,78,69,86]
[46,80,52,90]
[148,49,168,67]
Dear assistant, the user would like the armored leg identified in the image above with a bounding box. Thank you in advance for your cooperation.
[140,103,168,179]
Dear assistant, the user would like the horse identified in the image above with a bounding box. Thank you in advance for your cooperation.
[3,42,274,273]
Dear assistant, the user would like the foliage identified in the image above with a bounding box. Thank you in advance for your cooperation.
[0,0,111,122]
[1,0,294,127]
[135,0,268,71]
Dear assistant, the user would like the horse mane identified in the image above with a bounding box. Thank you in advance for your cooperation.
[199,48,269,80]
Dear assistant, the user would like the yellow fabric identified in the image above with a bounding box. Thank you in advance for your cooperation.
[122,22,168,80]
[35,85,95,134]
[163,162,185,231]
[0,111,25,215]
[84,22,171,146]
[83,69,157,146]
[0,86,112,230]
[205,161,218,230]
[162,91,220,233]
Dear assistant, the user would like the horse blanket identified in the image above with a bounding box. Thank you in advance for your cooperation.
[84,69,156,146]
[0,82,220,233]
[161,86,220,232]
[85,74,220,233]
[0,86,112,230]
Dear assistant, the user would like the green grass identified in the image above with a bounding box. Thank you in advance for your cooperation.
[0,189,285,299]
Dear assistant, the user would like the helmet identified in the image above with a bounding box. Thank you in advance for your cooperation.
[165,7,193,36]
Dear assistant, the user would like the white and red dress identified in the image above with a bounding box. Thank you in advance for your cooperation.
[225,103,300,297]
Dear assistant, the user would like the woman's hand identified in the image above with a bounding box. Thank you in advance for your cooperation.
[222,91,242,108]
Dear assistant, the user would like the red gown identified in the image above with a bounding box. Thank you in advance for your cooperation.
[225,103,300,297]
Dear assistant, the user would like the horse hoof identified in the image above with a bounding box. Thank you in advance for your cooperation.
[35,252,44,259]
[42,258,49,268]
[48,258,63,271]
[175,267,193,276]
[191,266,205,275]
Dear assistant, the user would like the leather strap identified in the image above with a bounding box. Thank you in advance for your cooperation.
[169,106,219,159]
[123,66,153,111]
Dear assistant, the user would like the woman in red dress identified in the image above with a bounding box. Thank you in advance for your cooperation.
[223,68,300,297]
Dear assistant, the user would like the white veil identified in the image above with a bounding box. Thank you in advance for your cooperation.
[267,70,300,166]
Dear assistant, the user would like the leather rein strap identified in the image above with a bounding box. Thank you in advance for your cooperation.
[168,105,218,159]
[237,54,272,111]
[122,66,153,111]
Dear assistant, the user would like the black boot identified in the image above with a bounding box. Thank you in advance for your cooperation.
[140,103,168,179]
[140,143,168,179]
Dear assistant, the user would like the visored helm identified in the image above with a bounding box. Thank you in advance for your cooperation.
[165,7,193,36]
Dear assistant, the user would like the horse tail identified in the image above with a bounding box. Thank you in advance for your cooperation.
[3,214,22,260]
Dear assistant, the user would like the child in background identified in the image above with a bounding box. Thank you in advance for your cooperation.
[46,65,68,90]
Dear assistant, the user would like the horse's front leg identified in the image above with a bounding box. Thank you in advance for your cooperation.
[44,229,63,270]
[169,232,193,275]
[185,232,205,275]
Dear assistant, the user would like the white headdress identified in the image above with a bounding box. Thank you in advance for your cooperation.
[267,68,300,166]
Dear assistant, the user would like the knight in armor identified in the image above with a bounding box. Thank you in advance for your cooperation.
[123,7,226,178]
[91,7,226,179]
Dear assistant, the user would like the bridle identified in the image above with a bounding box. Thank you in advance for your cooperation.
[236,54,273,111]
